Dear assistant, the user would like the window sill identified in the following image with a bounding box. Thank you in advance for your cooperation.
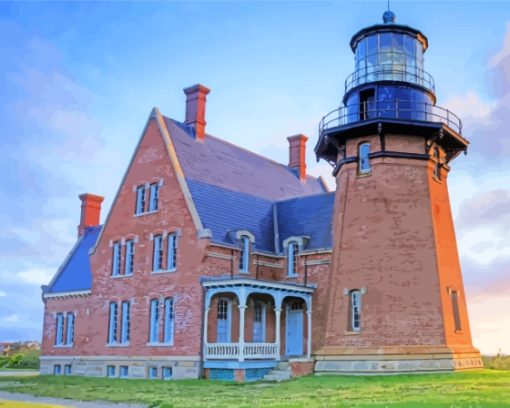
[54,344,73,348]
[344,330,360,335]
[455,330,464,334]
[106,343,130,347]
[147,342,174,347]
[432,175,442,184]
[134,210,159,218]
[356,171,372,178]
[111,274,133,279]
[238,270,250,275]
[286,274,298,279]
[151,269,176,275]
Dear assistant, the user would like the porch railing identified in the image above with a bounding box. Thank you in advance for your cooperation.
[204,342,278,360]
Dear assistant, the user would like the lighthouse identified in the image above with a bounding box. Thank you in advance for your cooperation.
[314,10,483,373]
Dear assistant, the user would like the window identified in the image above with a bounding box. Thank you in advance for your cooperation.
[359,89,375,120]
[153,235,163,272]
[66,313,75,345]
[358,142,371,174]
[53,364,61,375]
[135,185,146,214]
[107,365,116,378]
[349,290,362,332]
[216,298,231,343]
[162,366,173,380]
[108,302,118,344]
[287,241,299,277]
[149,367,158,379]
[121,301,131,344]
[163,297,175,344]
[120,366,129,378]
[239,235,250,273]
[149,183,159,212]
[451,290,462,332]
[433,147,441,180]
[112,241,121,276]
[167,233,177,271]
[64,364,72,375]
[55,313,64,346]
[124,240,134,276]
[149,299,160,343]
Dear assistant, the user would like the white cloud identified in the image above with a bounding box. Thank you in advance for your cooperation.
[2,314,19,323]
[443,90,495,123]
[17,267,55,285]
[0,290,6,297]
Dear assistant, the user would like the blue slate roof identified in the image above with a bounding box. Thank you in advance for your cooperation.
[276,193,335,251]
[45,226,101,294]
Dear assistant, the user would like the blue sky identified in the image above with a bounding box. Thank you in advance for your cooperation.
[0,1,509,354]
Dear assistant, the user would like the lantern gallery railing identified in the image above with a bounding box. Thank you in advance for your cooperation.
[204,342,279,360]
[345,65,436,94]
[319,99,462,136]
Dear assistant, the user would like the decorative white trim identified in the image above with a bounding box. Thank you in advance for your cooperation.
[150,270,176,275]
[202,278,315,293]
[206,251,233,261]
[53,345,73,349]
[305,259,331,266]
[283,236,310,249]
[111,274,133,280]
[254,260,283,268]
[134,210,159,218]
[106,343,130,348]
[44,290,91,300]
[197,229,212,239]
[235,230,255,243]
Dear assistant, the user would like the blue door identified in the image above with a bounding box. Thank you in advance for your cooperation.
[285,302,304,356]
[217,299,231,342]
[253,302,266,342]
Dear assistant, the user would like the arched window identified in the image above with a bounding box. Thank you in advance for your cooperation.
[349,290,362,332]
[55,313,64,346]
[121,301,130,344]
[358,142,371,174]
[149,299,159,343]
[108,302,118,344]
[287,241,299,277]
[66,313,75,346]
[239,235,250,273]
[167,233,177,271]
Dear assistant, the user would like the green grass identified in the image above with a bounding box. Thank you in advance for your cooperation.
[0,370,509,408]
[482,355,510,370]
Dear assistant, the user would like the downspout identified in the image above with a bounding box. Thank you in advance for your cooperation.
[230,249,234,279]
[304,254,309,286]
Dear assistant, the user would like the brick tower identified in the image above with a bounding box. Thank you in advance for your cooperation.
[314,10,482,373]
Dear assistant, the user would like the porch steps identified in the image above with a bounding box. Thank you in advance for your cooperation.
[263,361,291,382]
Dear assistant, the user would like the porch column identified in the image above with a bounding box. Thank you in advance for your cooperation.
[238,304,247,362]
[203,306,210,360]
[306,304,312,359]
[274,307,282,360]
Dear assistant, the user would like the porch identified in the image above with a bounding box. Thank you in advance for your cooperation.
[201,278,315,364]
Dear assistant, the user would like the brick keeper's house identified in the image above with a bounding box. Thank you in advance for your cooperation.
[40,11,482,381]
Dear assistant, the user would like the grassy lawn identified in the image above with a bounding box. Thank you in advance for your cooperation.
[0,402,65,408]
[0,370,509,408]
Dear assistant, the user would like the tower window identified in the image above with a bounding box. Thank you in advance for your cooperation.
[124,239,135,276]
[359,89,375,120]
[163,297,175,344]
[348,290,362,332]
[149,299,160,343]
[167,233,177,271]
[121,301,131,344]
[433,147,441,180]
[358,142,371,174]
[451,290,462,332]
[66,313,75,346]
[112,241,121,276]
[239,235,250,273]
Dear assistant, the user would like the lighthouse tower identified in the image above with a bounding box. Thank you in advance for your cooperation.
[314,11,482,373]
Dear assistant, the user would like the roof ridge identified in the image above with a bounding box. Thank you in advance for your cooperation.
[165,116,319,182]
[275,190,335,204]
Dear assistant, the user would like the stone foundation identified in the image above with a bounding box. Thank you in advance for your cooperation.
[314,347,483,375]
[40,355,200,380]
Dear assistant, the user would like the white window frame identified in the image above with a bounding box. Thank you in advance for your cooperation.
[64,364,72,375]
[124,239,134,276]
[108,302,118,344]
[153,235,163,272]
[163,297,175,344]
[55,313,64,346]
[106,365,116,378]
[149,183,159,212]
[287,241,299,277]
[167,233,177,271]
[135,185,146,215]
[120,301,130,344]
[239,235,250,273]
[350,290,362,332]
[120,365,129,378]
[66,313,74,346]
[112,241,121,277]
[149,299,160,343]
[162,366,173,380]
[358,142,371,174]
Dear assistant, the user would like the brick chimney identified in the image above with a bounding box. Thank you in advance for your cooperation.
[183,84,211,141]
[287,134,308,181]
[77,193,104,238]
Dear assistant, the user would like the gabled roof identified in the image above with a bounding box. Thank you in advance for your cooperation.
[44,226,101,295]
[165,117,326,201]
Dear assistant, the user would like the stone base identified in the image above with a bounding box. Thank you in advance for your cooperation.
[314,346,483,375]
[40,355,200,380]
